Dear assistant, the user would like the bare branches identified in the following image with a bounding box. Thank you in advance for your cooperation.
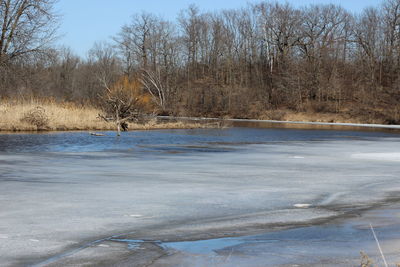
[0,0,59,63]
[139,68,166,110]
[98,76,153,135]
[1,0,400,124]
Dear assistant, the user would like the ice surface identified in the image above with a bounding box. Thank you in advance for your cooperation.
[155,205,400,267]
[352,152,400,161]
[0,128,399,266]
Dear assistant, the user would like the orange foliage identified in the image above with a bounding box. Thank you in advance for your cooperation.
[107,76,154,113]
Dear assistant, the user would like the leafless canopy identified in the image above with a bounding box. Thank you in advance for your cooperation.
[1,1,400,124]
[0,0,59,64]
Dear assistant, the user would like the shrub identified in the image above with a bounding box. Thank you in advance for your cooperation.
[20,106,49,129]
[265,110,287,120]
[98,76,154,135]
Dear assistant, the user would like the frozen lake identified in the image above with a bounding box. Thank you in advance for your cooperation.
[0,125,400,266]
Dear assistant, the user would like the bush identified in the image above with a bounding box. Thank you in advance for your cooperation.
[264,110,287,120]
[20,106,49,129]
[307,101,337,113]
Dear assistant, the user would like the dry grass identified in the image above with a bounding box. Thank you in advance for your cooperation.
[360,252,374,267]
[259,109,390,124]
[282,111,362,124]
[0,100,203,131]
[129,119,205,130]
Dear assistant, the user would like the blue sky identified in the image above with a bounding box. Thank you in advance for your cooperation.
[55,0,381,57]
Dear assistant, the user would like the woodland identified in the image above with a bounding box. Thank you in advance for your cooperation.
[1,0,400,124]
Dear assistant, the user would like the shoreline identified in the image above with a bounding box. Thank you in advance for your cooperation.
[0,101,211,132]
[2,100,400,132]
[2,116,399,133]
[0,122,208,133]
[159,115,400,130]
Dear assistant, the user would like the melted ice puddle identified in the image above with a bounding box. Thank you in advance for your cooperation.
[162,237,245,254]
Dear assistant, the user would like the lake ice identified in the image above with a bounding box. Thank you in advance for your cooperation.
[0,127,399,266]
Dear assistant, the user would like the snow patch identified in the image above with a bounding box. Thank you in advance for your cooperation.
[294,204,312,208]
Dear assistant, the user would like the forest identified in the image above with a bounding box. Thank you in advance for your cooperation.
[1,0,400,125]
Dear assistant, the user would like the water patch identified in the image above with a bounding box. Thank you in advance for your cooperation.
[0,126,398,153]
[156,213,400,267]
[109,239,159,250]
[162,237,245,254]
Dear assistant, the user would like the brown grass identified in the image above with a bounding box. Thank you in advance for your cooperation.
[3,99,390,132]
[0,100,203,131]
[259,108,392,125]
[281,111,361,124]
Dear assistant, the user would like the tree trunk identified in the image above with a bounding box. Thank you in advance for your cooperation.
[117,122,121,136]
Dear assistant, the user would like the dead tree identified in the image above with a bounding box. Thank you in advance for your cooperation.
[139,68,166,111]
[98,77,150,136]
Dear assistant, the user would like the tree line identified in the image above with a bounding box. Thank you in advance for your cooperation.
[1,0,400,123]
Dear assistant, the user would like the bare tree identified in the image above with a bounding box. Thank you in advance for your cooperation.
[1,0,399,125]
[354,7,384,87]
[113,12,158,72]
[381,0,400,84]
[139,68,166,110]
[88,41,120,90]
[256,3,302,68]
[299,4,351,101]
[0,0,59,63]
[98,77,152,136]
